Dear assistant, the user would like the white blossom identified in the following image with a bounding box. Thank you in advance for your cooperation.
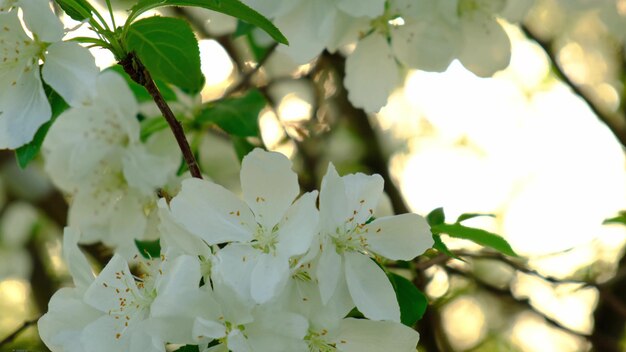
[43,71,180,256]
[167,149,318,303]
[315,164,433,322]
[0,0,98,149]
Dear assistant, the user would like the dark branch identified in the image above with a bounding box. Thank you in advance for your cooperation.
[119,53,203,179]
[522,25,626,148]
[0,318,39,348]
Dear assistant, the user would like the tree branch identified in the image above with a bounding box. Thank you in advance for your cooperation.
[0,318,39,349]
[119,53,203,179]
[522,25,626,148]
[446,265,593,341]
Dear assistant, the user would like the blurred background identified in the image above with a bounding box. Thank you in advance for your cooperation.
[3,0,626,351]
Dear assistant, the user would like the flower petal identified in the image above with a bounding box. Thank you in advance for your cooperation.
[251,253,289,303]
[17,0,63,42]
[38,287,101,352]
[193,317,227,340]
[337,0,384,18]
[0,56,50,149]
[332,318,419,352]
[63,227,94,289]
[344,33,399,112]
[364,213,433,260]
[319,163,350,234]
[43,42,99,107]
[84,254,136,313]
[241,148,299,229]
[170,178,255,245]
[274,1,333,64]
[276,191,319,257]
[458,14,511,77]
[343,251,400,322]
[212,244,258,302]
[391,20,459,72]
[341,172,384,226]
[316,239,343,304]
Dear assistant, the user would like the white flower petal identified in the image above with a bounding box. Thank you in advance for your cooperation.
[316,240,343,304]
[344,33,399,112]
[251,253,289,303]
[63,227,95,289]
[458,14,511,77]
[213,244,258,302]
[337,0,385,18]
[0,58,50,149]
[241,148,299,228]
[84,254,136,313]
[17,0,63,42]
[109,192,148,256]
[342,172,384,226]
[43,42,99,106]
[332,318,419,352]
[170,178,255,245]
[227,329,253,352]
[123,145,172,195]
[80,315,129,352]
[193,317,227,340]
[319,164,350,234]
[364,213,433,260]
[156,255,202,295]
[392,20,459,72]
[276,191,319,257]
[158,199,211,257]
[343,251,400,322]
[96,71,140,136]
[38,287,101,352]
[275,1,334,64]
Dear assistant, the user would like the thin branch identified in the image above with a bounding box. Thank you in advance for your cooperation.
[522,25,626,148]
[455,250,592,287]
[413,253,451,271]
[446,265,593,340]
[0,318,39,348]
[119,53,203,179]
[223,43,278,97]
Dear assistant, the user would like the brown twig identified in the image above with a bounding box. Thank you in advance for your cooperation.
[522,25,626,148]
[119,53,202,179]
[0,318,39,348]
[446,265,593,341]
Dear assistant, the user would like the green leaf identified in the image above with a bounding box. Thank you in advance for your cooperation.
[432,234,460,260]
[107,65,177,102]
[134,239,161,259]
[456,213,495,223]
[431,223,518,257]
[426,207,445,226]
[174,345,199,352]
[15,87,69,168]
[234,20,256,37]
[55,0,93,21]
[129,0,288,45]
[603,212,626,225]
[197,90,265,137]
[231,137,257,162]
[388,273,428,326]
[126,16,204,93]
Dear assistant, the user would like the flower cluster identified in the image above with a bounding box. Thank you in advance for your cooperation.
[42,71,182,257]
[242,0,534,112]
[39,149,433,351]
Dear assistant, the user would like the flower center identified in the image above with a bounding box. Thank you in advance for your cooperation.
[252,224,279,253]
[306,330,337,352]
